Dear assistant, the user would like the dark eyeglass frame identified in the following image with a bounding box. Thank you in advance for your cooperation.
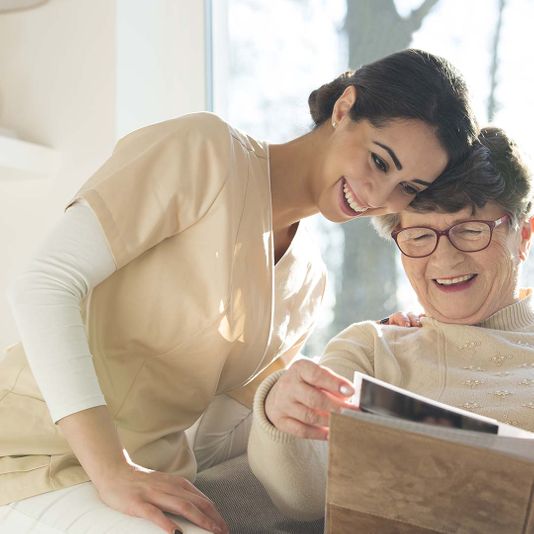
[391,214,511,258]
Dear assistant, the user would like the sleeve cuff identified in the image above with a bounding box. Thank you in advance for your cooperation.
[252,369,299,445]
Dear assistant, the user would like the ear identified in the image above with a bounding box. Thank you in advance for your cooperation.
[331,85,357,127]
[518,218,533,261]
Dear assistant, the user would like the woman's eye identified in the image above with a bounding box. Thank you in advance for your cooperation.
[371,153,388,173]
[400,182,419,196]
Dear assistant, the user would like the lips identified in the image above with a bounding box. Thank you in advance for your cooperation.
[432,273,477,292]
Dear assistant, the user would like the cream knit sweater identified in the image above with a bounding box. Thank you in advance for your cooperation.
[248,294,534,521]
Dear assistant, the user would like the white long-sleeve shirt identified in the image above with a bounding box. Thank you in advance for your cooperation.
[7,202,116,422]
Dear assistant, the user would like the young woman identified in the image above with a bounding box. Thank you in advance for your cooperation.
[0,49,477,534]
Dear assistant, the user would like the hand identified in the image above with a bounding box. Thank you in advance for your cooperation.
[378,311,424,327]
[264,359,355,440]
[57,406,229,534]
[95,462,229,534]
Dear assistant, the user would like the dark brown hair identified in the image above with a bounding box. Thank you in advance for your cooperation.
[308,49,478,167]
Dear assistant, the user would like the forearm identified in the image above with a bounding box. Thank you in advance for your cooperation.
[7,202,116,421]
[57,405,131,486]
[248,371,328,521]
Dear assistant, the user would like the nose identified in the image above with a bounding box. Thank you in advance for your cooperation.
[366,180,408,212]
[429,232,466,266]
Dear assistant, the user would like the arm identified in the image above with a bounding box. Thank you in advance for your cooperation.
[8,203,227,534]
[59,406,227,534]
[248,359,355,520]
[248,368,331,521]
[248,323,378,520]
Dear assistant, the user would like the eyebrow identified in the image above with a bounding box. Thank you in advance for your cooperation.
[373,141,402,170]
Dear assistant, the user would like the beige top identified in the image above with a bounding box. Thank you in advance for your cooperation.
[0,112,326,504]
[248,294,534,521]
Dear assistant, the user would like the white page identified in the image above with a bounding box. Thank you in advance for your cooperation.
[352,371,534,439]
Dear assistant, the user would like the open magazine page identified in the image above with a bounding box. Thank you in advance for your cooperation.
[349,372,534,455]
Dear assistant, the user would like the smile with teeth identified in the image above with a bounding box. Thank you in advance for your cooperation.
[343,180,368,214]
[434,274,476,286]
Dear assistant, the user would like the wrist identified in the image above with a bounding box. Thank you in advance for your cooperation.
[90,450,135,487]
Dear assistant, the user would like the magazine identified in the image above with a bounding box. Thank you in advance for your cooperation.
[324,373,534,533]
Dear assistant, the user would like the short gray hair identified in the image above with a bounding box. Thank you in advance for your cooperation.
[372,126,533,238]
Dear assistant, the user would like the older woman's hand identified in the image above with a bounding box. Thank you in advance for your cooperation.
[264,359,355,440]
[378,311,424,327]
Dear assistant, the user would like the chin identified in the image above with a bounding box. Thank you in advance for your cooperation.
[431,308,486,326]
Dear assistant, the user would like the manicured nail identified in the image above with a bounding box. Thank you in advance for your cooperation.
[339,384,353,396]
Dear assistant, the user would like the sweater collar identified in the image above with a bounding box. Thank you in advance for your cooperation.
[478,290,534,331]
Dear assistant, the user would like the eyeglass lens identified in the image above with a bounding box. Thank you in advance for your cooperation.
[397,221,492,257]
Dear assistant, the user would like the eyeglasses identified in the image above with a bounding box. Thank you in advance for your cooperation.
[391,214,510,258]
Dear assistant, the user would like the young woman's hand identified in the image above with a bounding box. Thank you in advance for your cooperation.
[57,406,228,534]
[264,359,355,440]
[378,311,424,327]
[95,463,229,534]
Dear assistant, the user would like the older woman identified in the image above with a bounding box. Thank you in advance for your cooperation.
[247,126,534,521]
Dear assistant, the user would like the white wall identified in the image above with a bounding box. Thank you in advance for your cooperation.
[117,0,207,137]
[0,0,208,347]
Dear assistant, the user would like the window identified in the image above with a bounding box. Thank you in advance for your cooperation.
[211,0,534,354]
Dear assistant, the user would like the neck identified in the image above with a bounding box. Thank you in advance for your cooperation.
[268,126,327,232]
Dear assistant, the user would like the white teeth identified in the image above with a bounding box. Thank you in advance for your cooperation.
[343,183,367,213]
[435,274,475,285]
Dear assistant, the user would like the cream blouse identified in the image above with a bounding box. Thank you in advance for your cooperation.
[0,112,326,504]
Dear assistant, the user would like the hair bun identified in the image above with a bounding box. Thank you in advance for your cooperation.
[308,71,354,126]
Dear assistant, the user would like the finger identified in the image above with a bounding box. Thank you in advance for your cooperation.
[292,381,350,414]
[170,477,216,504]
[167,485,227,529]
[289,401,331,428]
[152,483,224,528]
[153,493,227,534]
[407,312,422,327]
[134,501,183,534]
[292,397,357,424]
[290,360,354,398]
[388,312,410,327]
[279,416,329,440]
[141,477,228,533]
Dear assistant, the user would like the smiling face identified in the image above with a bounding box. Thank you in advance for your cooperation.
[399,203,532,325]
[315,87,449,223]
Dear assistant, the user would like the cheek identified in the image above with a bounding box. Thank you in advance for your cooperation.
[386,190,414,213]
[480,241,519,284]
[402,259,427,289]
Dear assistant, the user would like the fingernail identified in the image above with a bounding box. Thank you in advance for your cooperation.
[339,384,353,396]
